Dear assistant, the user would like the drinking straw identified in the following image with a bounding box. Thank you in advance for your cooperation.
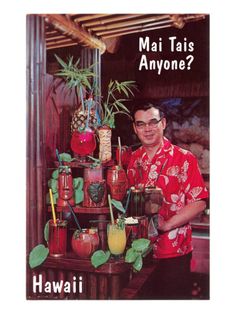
[118,137,122,167]
[85,98,91,130]
[67,202,82,233]
[79,86,85,113]
[56,148,62,166]
[49,188,57,225]
[108,194,115,225]
[124,188,131,213]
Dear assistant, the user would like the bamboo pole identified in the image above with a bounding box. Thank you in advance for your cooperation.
[91,14,169,31]
[97,19,171,36]
[73,14,110,22]
[46,42,79,50]
[85,14,144,28]
[47,38,75,45]
[45,30,59,35]
[46,34,67,41]
[26,14,47,250]
[184,14,206,21]
[42,14,106,53]
[101,24,173,39]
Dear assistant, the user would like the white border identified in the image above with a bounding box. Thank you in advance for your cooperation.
[1,1,235,313]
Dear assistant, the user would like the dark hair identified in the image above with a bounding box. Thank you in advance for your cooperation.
[131,101,165,121]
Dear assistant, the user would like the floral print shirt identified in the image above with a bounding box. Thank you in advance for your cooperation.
[127,137,209,259]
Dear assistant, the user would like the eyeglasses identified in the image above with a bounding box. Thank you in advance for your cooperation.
[134,118,163,129]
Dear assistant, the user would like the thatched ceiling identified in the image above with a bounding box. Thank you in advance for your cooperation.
[43,14,206,53]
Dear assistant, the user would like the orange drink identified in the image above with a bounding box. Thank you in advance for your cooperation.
[107,223,126,256]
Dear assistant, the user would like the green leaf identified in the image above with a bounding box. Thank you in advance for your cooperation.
[131,238,150,253]
[46,192,58,204]
[59,153,72,162]
[111,199,126,213]
[91,250,111,268]
[54,54,67,68]
[29,244,49,269]
[47,179,58,193]
[108,80,114,90]
[119,84,129,97]
[74,189,84,204]
[53,192,58,204]
[44,221,50,242]
[115,101,130,112]
[52,169,59,180]
[73,177,83,190]
[133,254,143,272]
[125,248,139,263]
[141,244,153,258]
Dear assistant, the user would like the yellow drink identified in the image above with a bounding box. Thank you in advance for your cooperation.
[107,224,126,255]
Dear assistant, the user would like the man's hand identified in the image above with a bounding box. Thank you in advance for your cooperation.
[157,200,207,232]
[157,215,172,232]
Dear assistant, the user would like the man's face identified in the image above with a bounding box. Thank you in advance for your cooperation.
[133,107,166,147]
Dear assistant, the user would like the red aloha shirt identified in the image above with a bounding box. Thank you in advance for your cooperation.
[127,137,209,259]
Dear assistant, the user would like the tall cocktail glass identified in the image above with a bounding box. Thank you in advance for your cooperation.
[48,219,68,257]
[107,223,126,258]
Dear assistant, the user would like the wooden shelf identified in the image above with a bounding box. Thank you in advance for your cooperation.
[54,160,114,168]
[48,205,110,216]
[48,205,110,214]
[42,252,131,275]
[29,253,157,299]
[48,205,110,250]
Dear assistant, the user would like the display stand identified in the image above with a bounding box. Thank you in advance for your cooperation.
[48,205,110,250]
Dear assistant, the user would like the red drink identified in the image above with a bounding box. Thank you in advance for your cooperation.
[106,166,128,201]
[48,219,68,257]
[71,229,99,259]
[137,216,149,239]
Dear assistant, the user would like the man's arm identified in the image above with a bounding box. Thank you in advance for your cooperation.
[158,200,207,232]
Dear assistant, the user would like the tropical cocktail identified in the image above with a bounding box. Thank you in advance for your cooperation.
[107,223,126,256]
[48,219,68,257]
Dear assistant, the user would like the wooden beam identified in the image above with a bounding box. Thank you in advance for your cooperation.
[46,42,79,50]
[84,14,144,28]
[91,14,169,32]
[101,23,172,39]
[46,34,67,41]
[42,14,106,53]
[96,19,171,36]
[73,14,110,22]
[46,38,75,46]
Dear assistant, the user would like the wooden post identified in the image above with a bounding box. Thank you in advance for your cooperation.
[26,15,47,300]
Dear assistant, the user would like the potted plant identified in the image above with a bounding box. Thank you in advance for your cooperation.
[55,55,99,158]
[98,80,137,163]
[55,55,137,163]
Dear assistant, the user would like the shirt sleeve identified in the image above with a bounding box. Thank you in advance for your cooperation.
[183,153,209,204]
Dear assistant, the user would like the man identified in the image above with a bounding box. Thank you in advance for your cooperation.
[127,102,209,299]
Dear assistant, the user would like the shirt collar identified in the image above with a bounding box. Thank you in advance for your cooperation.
[138,137,172,158]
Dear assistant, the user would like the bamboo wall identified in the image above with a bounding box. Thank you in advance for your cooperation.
[26,14,47,252]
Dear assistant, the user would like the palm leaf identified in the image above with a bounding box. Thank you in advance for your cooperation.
[113,111,131,117]
[54,54,67,68]
[119,84,129,97]
[54,54,95,91]
[74,57,81,68]
[115,100,130,112]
